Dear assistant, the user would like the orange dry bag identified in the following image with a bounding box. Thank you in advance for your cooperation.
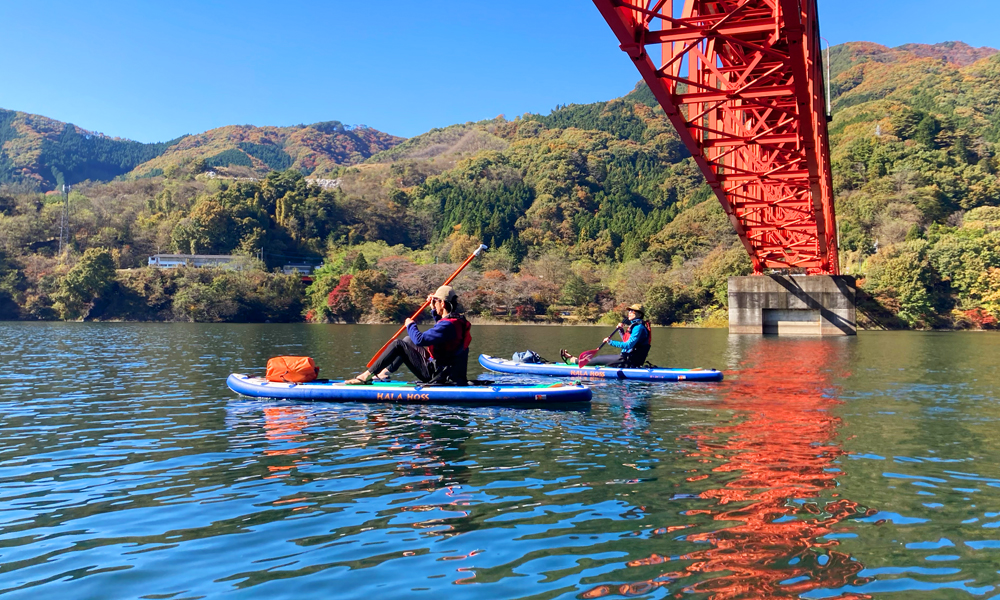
[266,356,319,383]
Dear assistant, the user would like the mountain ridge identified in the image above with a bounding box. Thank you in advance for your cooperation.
[829,41,998,81]
[0,109,404,190]
[4,40,995,192]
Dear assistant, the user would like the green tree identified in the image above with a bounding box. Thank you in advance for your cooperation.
[560,274,593,306]
[864,241,940,327]
[0,250,25,319]
[644,284,675,325]
[913,114,941,148]
[351,252,369,272]
[54,248,116,320]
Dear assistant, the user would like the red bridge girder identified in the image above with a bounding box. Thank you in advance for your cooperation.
[593,0,839,274]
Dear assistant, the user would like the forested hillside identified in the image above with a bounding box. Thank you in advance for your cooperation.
[126,121,403,180]
[0,109,187,189]
[1,41,999,328]
[0,111,403,190]
[827,42,1000,327]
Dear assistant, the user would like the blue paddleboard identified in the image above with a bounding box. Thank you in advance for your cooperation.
[227,374,592,405]
[478,354,724,382]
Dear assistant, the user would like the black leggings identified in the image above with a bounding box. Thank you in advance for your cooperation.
[370,337,434,382]
[582,354,628,368]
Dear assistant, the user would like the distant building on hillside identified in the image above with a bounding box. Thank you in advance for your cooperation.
[281,263,321,276]
[148,254,240,269]
[305,178,341,189]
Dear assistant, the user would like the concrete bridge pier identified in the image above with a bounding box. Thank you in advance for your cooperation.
[728,275,857,336]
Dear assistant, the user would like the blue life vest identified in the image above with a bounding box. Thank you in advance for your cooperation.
[620,319,651,367]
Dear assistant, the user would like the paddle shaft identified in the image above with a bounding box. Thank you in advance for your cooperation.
[596,324,625,352]
[365,244,487,369]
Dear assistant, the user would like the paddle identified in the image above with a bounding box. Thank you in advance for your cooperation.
[577,324,623,368]
[365,243,487,369]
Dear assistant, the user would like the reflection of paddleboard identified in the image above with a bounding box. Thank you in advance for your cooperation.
[478,355,724,382]
[226,374,592,405]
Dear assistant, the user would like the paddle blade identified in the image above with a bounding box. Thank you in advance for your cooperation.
[577,349,600,368]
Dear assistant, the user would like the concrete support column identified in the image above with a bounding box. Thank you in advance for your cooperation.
[728,275,857,336]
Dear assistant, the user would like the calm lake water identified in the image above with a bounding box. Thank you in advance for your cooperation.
[2,323,1000,599]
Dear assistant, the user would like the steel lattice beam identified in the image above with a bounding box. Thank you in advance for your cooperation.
[593,0,839,274]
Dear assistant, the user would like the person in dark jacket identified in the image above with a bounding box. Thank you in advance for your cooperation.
[560,304,651,368]
[346,285,472,385]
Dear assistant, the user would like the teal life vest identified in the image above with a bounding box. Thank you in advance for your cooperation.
[620,318,651,367]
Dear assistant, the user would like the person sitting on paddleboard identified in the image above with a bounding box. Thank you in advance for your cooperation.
[346,285,472,385]
[560,304,651,368]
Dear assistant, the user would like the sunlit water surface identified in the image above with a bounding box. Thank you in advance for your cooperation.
[2,323,1000,599]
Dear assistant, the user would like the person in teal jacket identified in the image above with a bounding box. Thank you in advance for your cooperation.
[561,304,652,368]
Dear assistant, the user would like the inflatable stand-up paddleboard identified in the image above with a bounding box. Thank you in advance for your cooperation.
[227,374,592,405]
[478,355,724,382]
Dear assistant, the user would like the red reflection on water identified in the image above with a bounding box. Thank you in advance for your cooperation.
[262,406,312,480]
[263,407,309,444]
[583,338,873,600]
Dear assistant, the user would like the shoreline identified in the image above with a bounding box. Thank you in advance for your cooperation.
[3,318,997,332]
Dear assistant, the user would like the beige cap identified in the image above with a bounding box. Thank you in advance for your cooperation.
[431,285,457,302]
[627,303,645,314]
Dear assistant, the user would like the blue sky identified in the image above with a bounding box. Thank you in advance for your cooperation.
[1,1,997,143]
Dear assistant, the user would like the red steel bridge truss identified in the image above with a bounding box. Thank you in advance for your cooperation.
[593,0,839,274]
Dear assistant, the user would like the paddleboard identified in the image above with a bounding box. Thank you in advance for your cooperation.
[478,354,724,382]
[227,374,592,404]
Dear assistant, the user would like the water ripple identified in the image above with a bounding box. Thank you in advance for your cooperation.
[2,325,1000,598]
